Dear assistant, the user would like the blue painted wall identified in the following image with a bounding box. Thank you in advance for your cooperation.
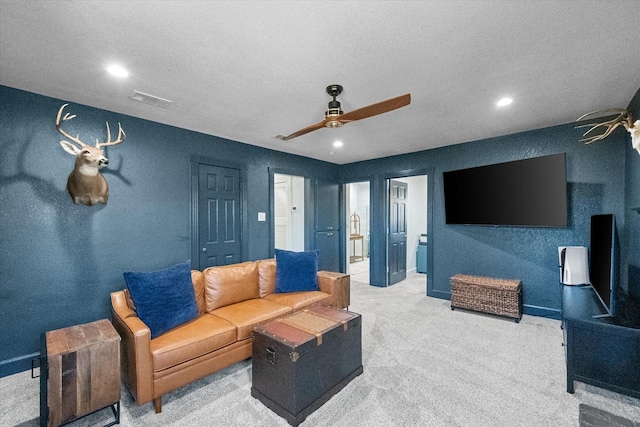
[0,85,340,376]
[1,84,637,376]
[341,111,630,317]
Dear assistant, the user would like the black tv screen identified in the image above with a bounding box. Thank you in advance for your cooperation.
[443,153,567,227]
[590,214,616,315]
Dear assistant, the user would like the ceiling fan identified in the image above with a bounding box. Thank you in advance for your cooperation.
[275,85,411,141]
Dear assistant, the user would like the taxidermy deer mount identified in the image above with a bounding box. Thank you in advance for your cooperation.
[56,103,126,206]
[576,108,640,155]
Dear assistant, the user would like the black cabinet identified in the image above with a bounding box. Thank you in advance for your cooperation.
[562,285,640,399]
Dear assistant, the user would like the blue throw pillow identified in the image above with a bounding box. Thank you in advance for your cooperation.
[123,261,199,339]
[275,249,320,293]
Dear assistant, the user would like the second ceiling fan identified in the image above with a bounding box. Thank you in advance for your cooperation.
[275,85,411,141]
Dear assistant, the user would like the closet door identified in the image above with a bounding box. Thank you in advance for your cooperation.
[315,179,341,272]
[315,230,339,271]
[315,180,340,231]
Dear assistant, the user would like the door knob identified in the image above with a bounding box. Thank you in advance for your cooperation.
[202,248,207,252]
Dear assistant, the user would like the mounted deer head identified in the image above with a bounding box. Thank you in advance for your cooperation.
[576,108,640,155]
[56,104,126,206]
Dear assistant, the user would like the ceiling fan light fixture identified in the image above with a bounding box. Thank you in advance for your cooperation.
[325,107,343,117]
[325,106,344,128]
[276,85,410,140]
[324,85,344,127]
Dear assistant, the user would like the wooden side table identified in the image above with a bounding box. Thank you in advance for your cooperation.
[40,319,121,427]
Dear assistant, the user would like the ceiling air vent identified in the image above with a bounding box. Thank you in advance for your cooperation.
[130,90,172,108]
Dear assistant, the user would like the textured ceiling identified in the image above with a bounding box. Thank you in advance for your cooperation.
[1,1,639,164]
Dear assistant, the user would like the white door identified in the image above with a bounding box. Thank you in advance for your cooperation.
[274,179,291,250]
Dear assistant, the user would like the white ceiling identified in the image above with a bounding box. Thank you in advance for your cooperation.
[1,1,639,165]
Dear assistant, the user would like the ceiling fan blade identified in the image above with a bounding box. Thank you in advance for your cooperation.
[338,93,411,124]
[277,119,327,141]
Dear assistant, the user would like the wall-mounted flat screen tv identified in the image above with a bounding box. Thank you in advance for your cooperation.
[443,153,567,227]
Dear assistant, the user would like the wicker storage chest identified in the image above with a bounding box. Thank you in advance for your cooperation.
[450,274,522,322]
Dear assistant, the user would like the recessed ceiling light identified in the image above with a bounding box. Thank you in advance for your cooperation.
[107,64,129,78]
[497,97,513,107]
[333,141,343,147]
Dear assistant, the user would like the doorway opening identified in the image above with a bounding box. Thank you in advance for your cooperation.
[386,175,428,286]
[346,181,370,283]
[273,173,305,251]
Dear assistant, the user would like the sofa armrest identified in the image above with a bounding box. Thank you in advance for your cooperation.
[110,290,154,406]
[317,271,350,309]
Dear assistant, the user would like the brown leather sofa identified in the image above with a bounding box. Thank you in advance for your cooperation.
[110,258,350,413]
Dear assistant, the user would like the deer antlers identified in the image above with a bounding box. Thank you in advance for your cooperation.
[576,107,640,155]
[56,104,86,147]
[575,108,633,144]
[55,103,126,148]
[99,121,127,148]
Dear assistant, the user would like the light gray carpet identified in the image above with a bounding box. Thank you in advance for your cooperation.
[2,274,640,426]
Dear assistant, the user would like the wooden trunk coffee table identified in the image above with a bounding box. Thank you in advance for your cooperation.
[40,319,121,427]
[251,306,363,426]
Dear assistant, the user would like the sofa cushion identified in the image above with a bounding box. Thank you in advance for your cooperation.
[204,261,260,312]
[124,261,199,339]
[264,291,331,311]
[275,249,320,293]
[150,314,236,372]
[210,299,293,340]
[258,258,277,297]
